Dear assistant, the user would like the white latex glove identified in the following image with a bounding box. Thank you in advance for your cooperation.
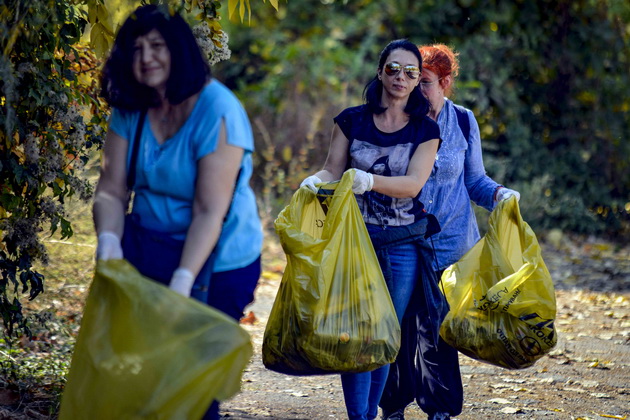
[96,231,123,261]
[169,268,195,297]
[300,175,322,193]
[496,187,521,203]
[352,169,374,194]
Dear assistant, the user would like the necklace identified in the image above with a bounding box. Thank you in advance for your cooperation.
[161,109,174,124]
[159,102,173,124]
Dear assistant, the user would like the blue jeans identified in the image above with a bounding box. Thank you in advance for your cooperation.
[341,226,418,420]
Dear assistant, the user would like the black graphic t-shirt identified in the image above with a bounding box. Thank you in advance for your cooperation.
[334,105,440,227]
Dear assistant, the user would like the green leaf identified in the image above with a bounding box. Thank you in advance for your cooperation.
[91,22,111,58]
[228,0,238,19]
[265,0,279,11]
[59,218,73,241]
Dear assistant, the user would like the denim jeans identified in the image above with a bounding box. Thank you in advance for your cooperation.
[341,225,419,420]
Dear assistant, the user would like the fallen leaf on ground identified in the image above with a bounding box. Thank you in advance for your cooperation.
[290,392,308,397]
[502,378,526,384]
[594,413,627,419]
[240,311,257,324]
[500,407,522,414]
[590,393,613,399]
[487,398,512,404]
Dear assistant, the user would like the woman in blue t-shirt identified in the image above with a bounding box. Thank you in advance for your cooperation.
[300,39,441,420]
[92,6,262,419]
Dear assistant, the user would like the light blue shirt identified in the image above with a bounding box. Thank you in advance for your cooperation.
[110,80,263,272]
[419,99,500,271]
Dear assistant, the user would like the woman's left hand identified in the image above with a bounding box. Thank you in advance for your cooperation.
[352,169,374,194]
[496,187,521,202]
[169,268,195,297]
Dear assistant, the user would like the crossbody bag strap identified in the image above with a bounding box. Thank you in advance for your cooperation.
[127,110,147,192]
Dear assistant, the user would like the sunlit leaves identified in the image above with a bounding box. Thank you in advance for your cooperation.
[228,0,278,22]
[86,0,133,57]
[228,0,251,22]
[85,0,282,58]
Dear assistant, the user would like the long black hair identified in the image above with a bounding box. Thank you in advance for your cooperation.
[363,39,429,119]
[100,5,210,110]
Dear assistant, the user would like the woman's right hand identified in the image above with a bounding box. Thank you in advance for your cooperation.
[299,124,350,193]
[96,231,123,260]
[93,130,130,249]
[300,175,322,193]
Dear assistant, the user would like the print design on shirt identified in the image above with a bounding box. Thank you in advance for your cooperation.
[351,139,418,226]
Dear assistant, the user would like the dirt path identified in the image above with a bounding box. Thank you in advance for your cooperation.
[222,239,630,420]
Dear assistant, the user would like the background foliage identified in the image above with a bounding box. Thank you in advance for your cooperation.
[1,0,628,339]
[216,0,630,237]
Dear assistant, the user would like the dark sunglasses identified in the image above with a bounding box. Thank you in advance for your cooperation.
[383,62,420,79]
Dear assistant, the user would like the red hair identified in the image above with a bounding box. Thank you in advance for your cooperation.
[419,44,459,97]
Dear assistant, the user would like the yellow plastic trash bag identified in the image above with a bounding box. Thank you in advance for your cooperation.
[59,259,253,420]
[439,197,557,369]
[263,170,400,375]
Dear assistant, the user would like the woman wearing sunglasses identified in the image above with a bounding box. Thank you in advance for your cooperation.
[300,39,441,420]
[378,44,522,420]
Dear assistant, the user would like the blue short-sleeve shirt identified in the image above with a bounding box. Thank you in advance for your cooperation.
[109,80,262,272]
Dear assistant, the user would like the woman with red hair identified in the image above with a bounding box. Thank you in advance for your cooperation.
[379,44,520,420]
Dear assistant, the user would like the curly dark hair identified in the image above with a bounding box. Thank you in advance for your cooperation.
[363,39,429,119]
[100,5,210,110]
